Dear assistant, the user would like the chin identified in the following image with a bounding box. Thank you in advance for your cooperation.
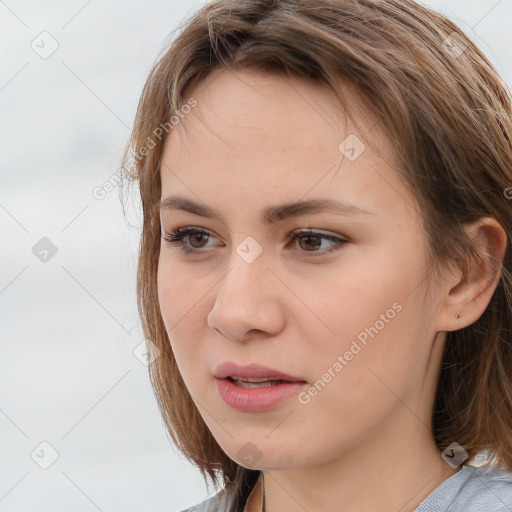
[218,438,305,471]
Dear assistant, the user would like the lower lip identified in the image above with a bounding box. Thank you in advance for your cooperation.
[216,378,307,412]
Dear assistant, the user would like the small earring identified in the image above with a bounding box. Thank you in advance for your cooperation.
[455,312,463,319]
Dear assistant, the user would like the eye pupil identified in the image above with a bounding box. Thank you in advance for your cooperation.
[190,232,208,248]
[299,235,322,251]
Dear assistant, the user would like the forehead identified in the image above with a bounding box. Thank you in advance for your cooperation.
[170,68,380,158]
[160,68,416,220]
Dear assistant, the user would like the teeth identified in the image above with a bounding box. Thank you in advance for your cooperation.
[231,376,277,383]
[230,377,286,388]
[234,379,281,388]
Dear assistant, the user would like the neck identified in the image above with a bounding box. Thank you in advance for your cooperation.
[246,423,459,512]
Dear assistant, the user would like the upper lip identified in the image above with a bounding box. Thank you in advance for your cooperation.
[214,362,306,382]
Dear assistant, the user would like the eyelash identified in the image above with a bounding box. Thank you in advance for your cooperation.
[161,226,349,257]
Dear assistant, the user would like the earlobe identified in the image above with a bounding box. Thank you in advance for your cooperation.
[435,217,507,332]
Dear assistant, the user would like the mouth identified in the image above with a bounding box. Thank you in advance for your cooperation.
[213,362,308,412]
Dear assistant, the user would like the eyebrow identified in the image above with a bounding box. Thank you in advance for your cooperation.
[160,196,374,224]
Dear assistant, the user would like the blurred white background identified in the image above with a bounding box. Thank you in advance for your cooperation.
[1,1,511,511]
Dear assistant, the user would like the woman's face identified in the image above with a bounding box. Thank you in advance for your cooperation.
[157,68,447,471]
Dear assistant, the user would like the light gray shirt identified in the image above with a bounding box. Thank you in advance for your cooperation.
[179,465,512,512]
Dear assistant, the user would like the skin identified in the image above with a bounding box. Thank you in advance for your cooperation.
[156,68,506,511]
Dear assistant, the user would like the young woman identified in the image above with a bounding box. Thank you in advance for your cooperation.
[121,0,512,510]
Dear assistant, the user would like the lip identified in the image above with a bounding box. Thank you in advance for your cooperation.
[216,378,307,412]
[213,362,307,412]
[213,361,306,382]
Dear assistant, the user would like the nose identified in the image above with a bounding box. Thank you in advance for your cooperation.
[207,251,286,342]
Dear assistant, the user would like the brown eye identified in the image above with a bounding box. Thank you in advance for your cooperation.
[297,234,323,251]
[290,229,349,256]
[188,231,210,248]
[162,227,217,254]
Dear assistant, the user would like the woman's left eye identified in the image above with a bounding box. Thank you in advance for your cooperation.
[161,226,349,256]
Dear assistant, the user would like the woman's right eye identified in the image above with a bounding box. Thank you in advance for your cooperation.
[162,226,216,254]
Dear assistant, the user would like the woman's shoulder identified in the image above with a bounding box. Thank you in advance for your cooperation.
[415,464,512,511]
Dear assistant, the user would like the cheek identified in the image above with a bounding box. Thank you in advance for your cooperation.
[311,297,428,425]
[293,309,414,444]
[290,265,395,346]
[157,257,198,326]
[293,261,419,391]
[157,260,210,379]
[157,253,231,364]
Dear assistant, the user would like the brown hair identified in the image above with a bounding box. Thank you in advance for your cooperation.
[120,0,512,504]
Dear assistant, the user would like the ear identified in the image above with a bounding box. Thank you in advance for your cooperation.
[435,217,508,332]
